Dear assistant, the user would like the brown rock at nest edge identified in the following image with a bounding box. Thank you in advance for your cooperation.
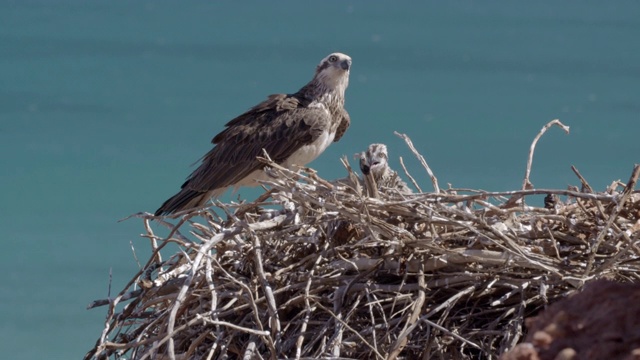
[501,279,640,360]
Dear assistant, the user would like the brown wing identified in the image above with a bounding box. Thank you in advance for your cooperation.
[334,108,350,142]
[183,94,331,192]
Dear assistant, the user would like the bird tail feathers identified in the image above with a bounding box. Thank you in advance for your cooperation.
[154,188,210,216]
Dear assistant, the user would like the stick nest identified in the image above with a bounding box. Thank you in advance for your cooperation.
[86,128,640,360]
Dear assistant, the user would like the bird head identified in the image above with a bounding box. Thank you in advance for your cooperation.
[359,143,389,179]
[314,52,352,92]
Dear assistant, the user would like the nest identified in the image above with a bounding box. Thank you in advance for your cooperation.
[86,121,640,360]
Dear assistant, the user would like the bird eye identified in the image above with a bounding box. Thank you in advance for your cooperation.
[328,55,338,62]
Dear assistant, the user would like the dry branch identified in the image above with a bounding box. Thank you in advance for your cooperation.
[522,119,570,190]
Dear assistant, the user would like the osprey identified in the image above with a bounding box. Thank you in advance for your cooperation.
[155,52,352,215]
[359,143,412,196]
[332,143,412,197]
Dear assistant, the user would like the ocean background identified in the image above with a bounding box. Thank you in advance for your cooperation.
[1,1,639,358]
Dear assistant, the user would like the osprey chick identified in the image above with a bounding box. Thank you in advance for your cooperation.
[156,53,352,215]
[359,143,412,196]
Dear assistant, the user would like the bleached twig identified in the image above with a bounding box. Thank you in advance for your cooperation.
[522,119,570,190]
[395,131,440,193]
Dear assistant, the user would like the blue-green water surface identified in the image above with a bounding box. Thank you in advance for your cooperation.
[1,1,639,358]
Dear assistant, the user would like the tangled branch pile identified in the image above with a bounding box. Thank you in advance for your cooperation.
[86,124,640,360]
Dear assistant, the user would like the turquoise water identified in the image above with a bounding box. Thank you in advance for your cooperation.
[1,1,639,358]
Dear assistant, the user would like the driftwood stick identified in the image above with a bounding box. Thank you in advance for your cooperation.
[419,188,620,203]
[395,131,440,193]
[571,165,610,220]
[249,232,279,357]
[571,165,594,193]
[584,164,640,275]
[522,119,570,190]
[399,156,423,193]
[312,299,385,360]
[387,263,427,359]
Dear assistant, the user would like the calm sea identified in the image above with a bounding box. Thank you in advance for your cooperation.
[1,1,639,358]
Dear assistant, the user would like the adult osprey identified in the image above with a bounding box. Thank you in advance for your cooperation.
[359,143,412,196]
[155,52,352,215]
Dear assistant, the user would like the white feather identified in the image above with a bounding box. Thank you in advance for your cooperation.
[284,129,335,167]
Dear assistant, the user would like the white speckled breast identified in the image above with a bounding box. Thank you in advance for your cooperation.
[232,129,335,190]
[284,129,335,167]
